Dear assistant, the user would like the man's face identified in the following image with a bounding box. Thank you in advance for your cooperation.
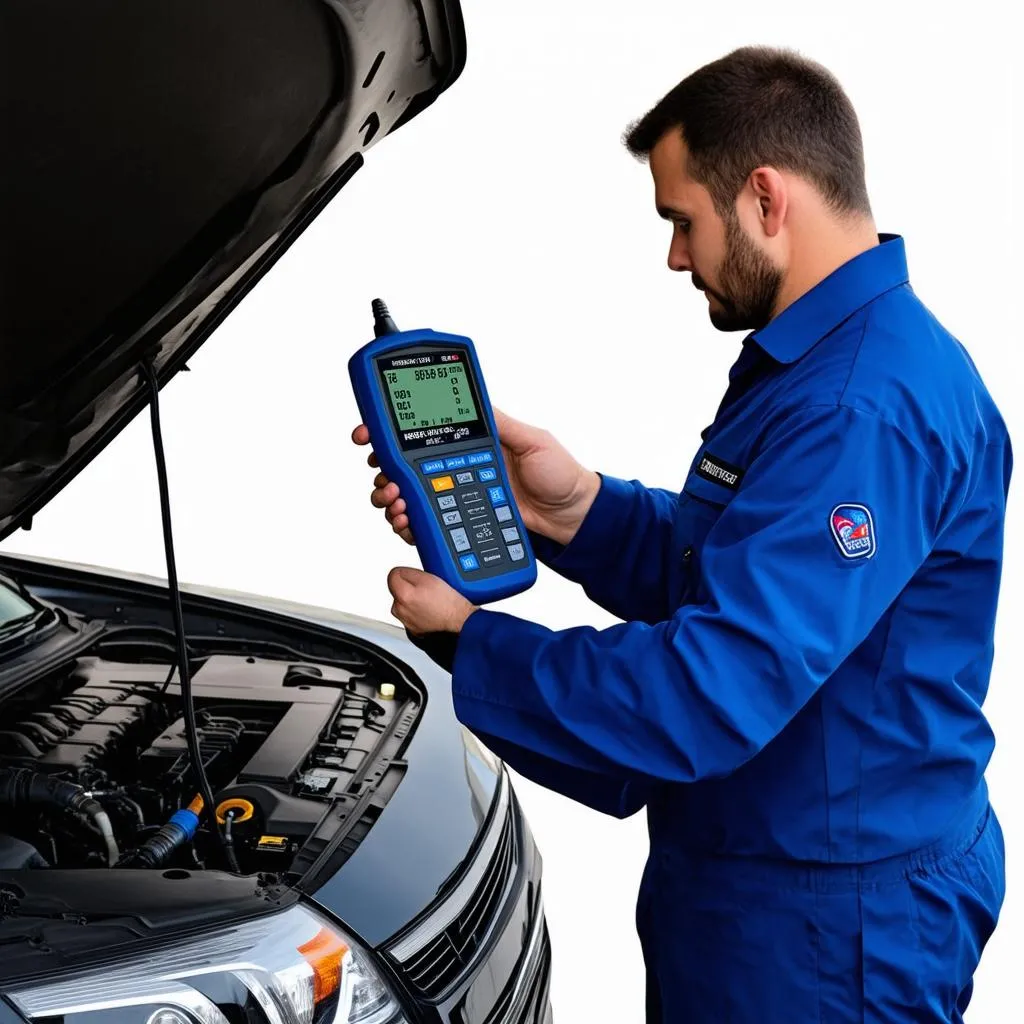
[649,130,782,332]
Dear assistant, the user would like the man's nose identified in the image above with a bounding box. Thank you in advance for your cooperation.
[668,236,692,272]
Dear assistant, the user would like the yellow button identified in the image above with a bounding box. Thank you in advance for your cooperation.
[432,476,455,492]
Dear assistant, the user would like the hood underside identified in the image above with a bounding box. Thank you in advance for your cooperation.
[0,0,465,541]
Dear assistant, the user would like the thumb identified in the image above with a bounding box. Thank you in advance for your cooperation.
[492,407,539,455]
[388,566,425,596]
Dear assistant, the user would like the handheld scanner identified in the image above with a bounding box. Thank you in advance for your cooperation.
[349,300,537,604]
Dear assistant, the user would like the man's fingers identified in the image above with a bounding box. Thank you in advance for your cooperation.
[367,451,379,468]
[385,505,408,527]
[371,481,400,509]
[352,424,370,445]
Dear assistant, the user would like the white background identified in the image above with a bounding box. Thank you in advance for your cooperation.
[5,1,1021,1019]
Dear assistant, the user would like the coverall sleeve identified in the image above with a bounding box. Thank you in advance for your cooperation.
[528,474,681,624]
[451,404,948,783]
[474,732,649,818]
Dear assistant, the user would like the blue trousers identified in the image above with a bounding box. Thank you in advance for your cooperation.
[637,805,1005,1022]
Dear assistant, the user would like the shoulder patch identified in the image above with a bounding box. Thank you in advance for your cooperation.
[830,504,875,559]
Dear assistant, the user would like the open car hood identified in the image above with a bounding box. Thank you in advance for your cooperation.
[0,0,465,542]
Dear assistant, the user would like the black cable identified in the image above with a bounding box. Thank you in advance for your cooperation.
[223,809,241,874]
[141,360,231,870]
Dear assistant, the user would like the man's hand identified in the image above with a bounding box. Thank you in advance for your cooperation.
[353,409,601,548]
[388,567,478,636]
[491,408,601,546]
[352,424,415,545]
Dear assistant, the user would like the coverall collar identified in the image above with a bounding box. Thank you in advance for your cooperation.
[751,233,909,364]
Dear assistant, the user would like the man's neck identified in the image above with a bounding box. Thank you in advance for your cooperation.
[774,218,880,317]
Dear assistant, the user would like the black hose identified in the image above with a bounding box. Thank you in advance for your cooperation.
[0,768,119,865]
[141,360,230,869]
[118,804,199,869]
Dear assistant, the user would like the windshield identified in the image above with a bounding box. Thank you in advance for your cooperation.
[0,579,36,628]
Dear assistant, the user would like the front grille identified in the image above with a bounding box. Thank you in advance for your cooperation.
[403,805,518,997]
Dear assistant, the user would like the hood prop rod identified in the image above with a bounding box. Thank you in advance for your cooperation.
[140,358,237,873]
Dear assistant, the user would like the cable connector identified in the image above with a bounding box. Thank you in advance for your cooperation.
[372,298,399,337]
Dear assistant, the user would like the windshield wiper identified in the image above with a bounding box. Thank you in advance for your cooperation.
[0,606,58,649]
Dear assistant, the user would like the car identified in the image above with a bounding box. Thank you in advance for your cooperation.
[0,2,552,1022]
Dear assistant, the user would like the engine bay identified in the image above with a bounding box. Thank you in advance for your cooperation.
[0,645,416,877]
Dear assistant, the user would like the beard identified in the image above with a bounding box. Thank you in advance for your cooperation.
[693,212,782,332]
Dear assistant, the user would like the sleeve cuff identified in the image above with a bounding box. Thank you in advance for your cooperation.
[452,607,544,713]
[527,473,639,575]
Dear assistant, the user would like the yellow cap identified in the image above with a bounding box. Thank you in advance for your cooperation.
[378,683,395,700]
[216,798,255,824]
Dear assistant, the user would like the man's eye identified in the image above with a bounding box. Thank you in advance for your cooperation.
[675,220,691,235]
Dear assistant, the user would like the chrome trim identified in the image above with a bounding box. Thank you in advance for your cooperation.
[388,769,511,962]
[491,889,548,1024]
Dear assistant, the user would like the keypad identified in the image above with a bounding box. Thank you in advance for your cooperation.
[418,448,526,575]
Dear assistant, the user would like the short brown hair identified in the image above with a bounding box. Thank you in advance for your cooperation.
[623,46,871,217]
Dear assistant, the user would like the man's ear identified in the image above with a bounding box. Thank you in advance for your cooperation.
[747,167,788,238]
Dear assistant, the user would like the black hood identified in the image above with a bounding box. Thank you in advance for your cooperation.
[0,0,465,541]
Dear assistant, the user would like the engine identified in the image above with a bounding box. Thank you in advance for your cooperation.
[0,652,406,874]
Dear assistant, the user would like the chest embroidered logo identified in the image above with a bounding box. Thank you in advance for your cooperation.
[695,452,745,491]
[830,504,876,559]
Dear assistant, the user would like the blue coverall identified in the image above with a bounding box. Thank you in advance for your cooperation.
[449,236,1009,1021]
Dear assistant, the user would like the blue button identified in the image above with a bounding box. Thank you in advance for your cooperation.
[444,456,468,470]
[488,486,507,505]
[478,467,498,482]
[459,553,480,572]
[421,459,446,474]
[467,451,493,466]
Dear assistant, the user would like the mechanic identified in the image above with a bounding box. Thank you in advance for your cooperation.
[353,46,1009,1022]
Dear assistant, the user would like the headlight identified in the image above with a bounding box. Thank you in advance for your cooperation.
[5,905,407,1024]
